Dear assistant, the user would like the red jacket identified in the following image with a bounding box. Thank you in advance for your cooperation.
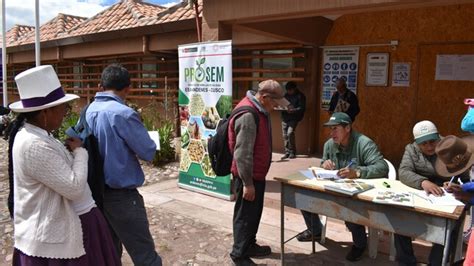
[228,96,272,181]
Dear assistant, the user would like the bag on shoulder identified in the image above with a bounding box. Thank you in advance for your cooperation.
[208,106,259,176]
[69,103,105,210]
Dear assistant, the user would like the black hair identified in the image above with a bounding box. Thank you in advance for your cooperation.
[100,64,131,91]
[286,81,297,90]
[4,111,40,218]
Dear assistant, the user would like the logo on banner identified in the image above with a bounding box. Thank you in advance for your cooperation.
[184,57,224,83]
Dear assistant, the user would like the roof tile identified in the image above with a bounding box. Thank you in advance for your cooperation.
[6,0,202,47]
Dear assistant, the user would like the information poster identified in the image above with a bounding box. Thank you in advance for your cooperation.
[321,47,359,109]
[435,54,474,81]
[178,40,233,200]
[366,53,389,86]
[392,62,410,87]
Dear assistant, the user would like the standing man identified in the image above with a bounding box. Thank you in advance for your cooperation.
[86,64,161,265]
[298,112,388,262]
[229,80,290,265]
[328,78,360,122]
[281,81,306,160]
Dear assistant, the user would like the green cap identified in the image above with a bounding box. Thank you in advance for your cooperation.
[324,112,352,126]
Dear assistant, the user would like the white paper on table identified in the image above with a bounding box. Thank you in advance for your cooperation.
[415,190,464,206]
[148,131,160,150]
[309,167,340,180]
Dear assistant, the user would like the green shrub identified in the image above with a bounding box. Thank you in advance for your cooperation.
[55,109,80,141]
[137,101,177,166]
[152,120,176,166]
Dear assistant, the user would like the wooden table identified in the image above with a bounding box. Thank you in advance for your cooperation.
[275,173,466,266]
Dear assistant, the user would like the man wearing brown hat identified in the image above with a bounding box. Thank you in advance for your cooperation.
[299,112,388,262]
[228,80,289,265]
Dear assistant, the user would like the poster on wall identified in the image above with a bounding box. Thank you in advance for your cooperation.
[435,54,474,81]
[366,53,389,86]
[178,40,233,200]
[392,62,410,87]
[321,47,359,109]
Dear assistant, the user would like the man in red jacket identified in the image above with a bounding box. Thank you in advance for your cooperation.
[228,80,289,266]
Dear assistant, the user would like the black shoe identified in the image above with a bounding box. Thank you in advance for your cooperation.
[289,153,296,159]
[346,245,365,261]
[232,257,256,266]
[281,153,290,160]
[247,243,271,257]
[296,229,321,242]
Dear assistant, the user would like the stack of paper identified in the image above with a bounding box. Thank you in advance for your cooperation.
[309,167,341,180]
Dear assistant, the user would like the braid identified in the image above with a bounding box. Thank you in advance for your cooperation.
[6,114,26,218]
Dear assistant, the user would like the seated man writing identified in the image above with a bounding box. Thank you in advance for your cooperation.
[396,121,470,266]
[299,112,388,262]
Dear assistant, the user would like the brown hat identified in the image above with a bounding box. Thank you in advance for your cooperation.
[258,80,290,107]
[435,135,474,177]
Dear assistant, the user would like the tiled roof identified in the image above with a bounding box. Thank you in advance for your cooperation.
[6,25,35,45]
[140,0,202,25]
[6,0,201,47]
[11,14,87,46]
[66,0,166,36]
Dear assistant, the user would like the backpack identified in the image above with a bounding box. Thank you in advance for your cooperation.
[69,103,105,210]
[208,106,260,176]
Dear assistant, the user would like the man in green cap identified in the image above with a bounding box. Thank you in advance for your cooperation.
[298,112,388,262]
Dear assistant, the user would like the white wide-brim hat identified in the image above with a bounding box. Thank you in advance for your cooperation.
[9,65,79,113]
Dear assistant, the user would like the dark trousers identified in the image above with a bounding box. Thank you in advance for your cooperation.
[301,210,323,235]
[282,121,298,155]
[394,234,443,266]
[230,177,266,261]
[301,211,367,248]
[103,188,162,266]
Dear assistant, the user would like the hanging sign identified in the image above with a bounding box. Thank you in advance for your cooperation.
[366,53,389,86]
[321,47,359,109]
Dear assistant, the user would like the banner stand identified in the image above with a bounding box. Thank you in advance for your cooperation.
[177,40,234,200]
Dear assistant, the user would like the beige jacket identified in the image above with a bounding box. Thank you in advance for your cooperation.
[13,123,88,259]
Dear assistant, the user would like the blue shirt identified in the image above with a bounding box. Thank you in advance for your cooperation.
[86,92,156,188]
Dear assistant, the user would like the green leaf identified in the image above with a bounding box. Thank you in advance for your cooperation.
[200,58,206,64]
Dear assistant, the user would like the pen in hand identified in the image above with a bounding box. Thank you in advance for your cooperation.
[448,176,455,187]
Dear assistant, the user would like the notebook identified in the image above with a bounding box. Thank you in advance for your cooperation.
[324,179,374,196]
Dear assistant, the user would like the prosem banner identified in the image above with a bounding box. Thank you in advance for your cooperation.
[321,47,359,109]
[178,40,233,200]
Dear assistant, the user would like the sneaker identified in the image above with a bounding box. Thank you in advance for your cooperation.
[232,257,256,266]
[296,229,321,242]
[289,153,296,159]
[281,153,290,160]
[346,245,365,261]
[246,243,271,257]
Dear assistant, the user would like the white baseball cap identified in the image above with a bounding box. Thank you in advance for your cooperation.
[413,120,440,144]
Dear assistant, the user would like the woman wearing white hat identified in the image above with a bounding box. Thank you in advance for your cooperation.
[6,65,119,265]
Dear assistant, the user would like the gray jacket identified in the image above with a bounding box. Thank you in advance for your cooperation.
[398,141,470,189]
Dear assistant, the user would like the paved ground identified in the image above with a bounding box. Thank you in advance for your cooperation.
[0,138,455,265]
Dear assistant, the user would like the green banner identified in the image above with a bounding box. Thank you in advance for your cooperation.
[178,40,233,200]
